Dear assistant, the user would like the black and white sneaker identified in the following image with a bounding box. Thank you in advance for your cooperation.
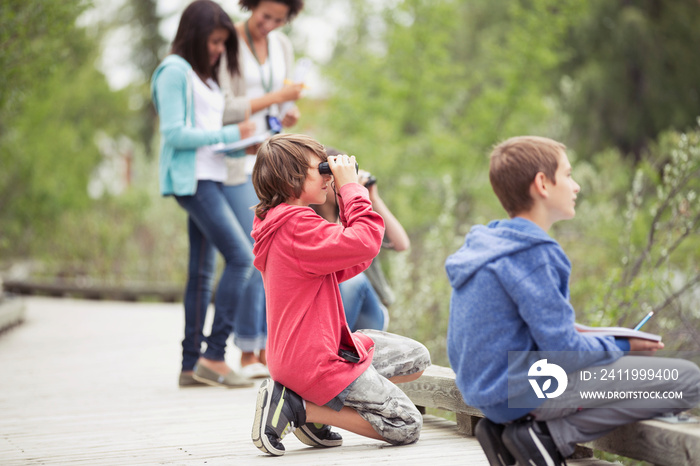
[475,418,516,466]
[502,419,566,466]
[251,378,306,456]
[294,422,343,448]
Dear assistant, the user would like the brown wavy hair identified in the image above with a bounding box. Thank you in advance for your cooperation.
[253,134,327,219]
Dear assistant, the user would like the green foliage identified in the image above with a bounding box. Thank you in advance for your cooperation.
[37,189,188,286]
[122,0,167,151]
[307,0,584,363]
[560,0,700,160]
[387,175,464,366]
[557,148,635,321]
[0,0,91,128]
[0,0,139,257]
[303,0,700,364]
[1,0,698,369]
[124,0,167,82]
[315,0,585,236]
[578,123,700,349]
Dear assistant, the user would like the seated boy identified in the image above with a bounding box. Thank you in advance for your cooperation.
[249,133,431,456]
[446,136,700,466]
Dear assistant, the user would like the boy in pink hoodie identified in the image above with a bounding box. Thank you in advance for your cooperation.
[249,133,431,456]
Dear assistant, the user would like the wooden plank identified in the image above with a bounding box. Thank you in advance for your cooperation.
[0,298,492,465]
[586,419,700,466]
[397,365,484,417]
[2,278,181,302]
[0,297,616,465]
[455,412,480,436]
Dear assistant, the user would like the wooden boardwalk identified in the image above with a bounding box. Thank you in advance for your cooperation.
[0,298,615,465]
[0,297,494,465]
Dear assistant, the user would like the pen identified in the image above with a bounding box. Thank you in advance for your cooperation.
[633,311,654,331]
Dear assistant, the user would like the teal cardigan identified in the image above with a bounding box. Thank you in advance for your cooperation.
[151,55,243,196]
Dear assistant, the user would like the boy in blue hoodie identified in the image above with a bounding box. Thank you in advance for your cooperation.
[446,136,700,466]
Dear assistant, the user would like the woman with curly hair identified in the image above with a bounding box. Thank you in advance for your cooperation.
[215,0,306,380]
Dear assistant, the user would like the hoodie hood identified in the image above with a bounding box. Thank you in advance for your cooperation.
[252,203,310,272]
[445,217,556,290]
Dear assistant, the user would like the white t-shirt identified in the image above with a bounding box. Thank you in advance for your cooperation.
[241,31,288,174]
[192,71,226,181]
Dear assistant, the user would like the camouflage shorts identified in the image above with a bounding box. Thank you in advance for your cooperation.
[341,329,431,445]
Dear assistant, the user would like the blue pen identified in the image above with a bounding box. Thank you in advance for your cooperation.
[633,311,654,331]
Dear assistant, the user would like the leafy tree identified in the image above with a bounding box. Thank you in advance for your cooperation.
[123,0,167,152]
[0,0,138,256]
[311,0,586,360]
[310,0,700,364]
[0,1,90,134]
[560,0,700,161]
[318,0,585,232]
[586,123,700,349]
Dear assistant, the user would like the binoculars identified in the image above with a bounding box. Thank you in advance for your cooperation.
[318,161,359,175]
[318,161,376,188]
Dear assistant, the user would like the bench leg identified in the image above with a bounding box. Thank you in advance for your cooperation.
[456,413,480,436]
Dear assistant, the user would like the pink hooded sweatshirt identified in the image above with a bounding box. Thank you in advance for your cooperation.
[252,183,385,405]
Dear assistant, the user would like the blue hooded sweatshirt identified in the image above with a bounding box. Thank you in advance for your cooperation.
[445,217,627,423]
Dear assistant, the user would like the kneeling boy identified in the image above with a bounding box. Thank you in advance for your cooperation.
[250,134,431,456]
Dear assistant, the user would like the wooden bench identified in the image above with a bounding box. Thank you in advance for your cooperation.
[2,278,181,302]
[397,364,700,466]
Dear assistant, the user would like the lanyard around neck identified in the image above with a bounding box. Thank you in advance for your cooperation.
[244,20,273,94]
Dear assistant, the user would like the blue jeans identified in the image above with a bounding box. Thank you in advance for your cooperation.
[175,180,256,371]
[340,272,389,332]
[223,178,267,352]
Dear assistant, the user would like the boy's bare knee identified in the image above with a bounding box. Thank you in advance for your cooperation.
[390,370,424,384]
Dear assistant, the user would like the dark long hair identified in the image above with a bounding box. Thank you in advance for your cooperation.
[171,0,239,80]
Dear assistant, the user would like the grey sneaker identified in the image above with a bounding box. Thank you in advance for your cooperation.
[192,363,254,388]
[251,379,307,456]
[294,422,343,448]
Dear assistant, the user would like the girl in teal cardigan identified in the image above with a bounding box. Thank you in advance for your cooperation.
[151,0,257,388]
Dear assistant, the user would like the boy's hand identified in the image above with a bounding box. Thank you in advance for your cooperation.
[328,154,359,189]
[628,337,664,354]
[358,169,378,198]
